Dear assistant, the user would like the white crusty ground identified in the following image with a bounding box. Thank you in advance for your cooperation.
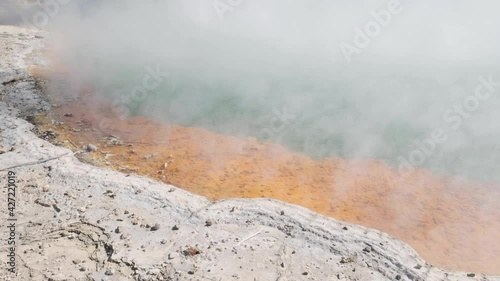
[0,25,499,281]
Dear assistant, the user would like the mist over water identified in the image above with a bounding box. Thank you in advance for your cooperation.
[15,0,500,182]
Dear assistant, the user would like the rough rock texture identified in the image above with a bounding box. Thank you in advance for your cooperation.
[1,25,499,281]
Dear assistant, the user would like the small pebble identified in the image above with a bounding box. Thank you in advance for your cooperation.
[168,252,180,260]
[86,144,97,152]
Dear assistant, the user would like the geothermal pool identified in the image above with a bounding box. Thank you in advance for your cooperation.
[35,64,500,275]
[95,62,500,184]
[34,0,500,275]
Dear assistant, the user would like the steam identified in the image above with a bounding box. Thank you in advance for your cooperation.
[4,0,500,182]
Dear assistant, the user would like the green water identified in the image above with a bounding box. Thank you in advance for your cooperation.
[92,60,500,183]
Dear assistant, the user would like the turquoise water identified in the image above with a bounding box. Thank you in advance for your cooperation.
[48,0,500,183]
[89,59,500,183]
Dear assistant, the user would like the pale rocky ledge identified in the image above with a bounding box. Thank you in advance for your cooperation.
[0,25,498,281]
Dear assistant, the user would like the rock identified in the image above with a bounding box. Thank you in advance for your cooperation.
[104,190,116,198]
[205,219,213,227]
[168,252,180,260]
[143,153,155,160]
[86,144,97,152]
[105,269,115,276]
[151,224,160,231]
[467,273,476,277]
[172,225,179,231]
[41,129,57,140]
[106,136,124,146]
[340,256,356,264]
[183,247,201,256]
[52,204,61,213]
[115,226,122,234]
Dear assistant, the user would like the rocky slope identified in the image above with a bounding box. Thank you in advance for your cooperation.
[1,25,499,281]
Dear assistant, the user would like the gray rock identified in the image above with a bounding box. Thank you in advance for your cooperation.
[150,224,160,231]
[168,252,180,260]
[85,144,97,152]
